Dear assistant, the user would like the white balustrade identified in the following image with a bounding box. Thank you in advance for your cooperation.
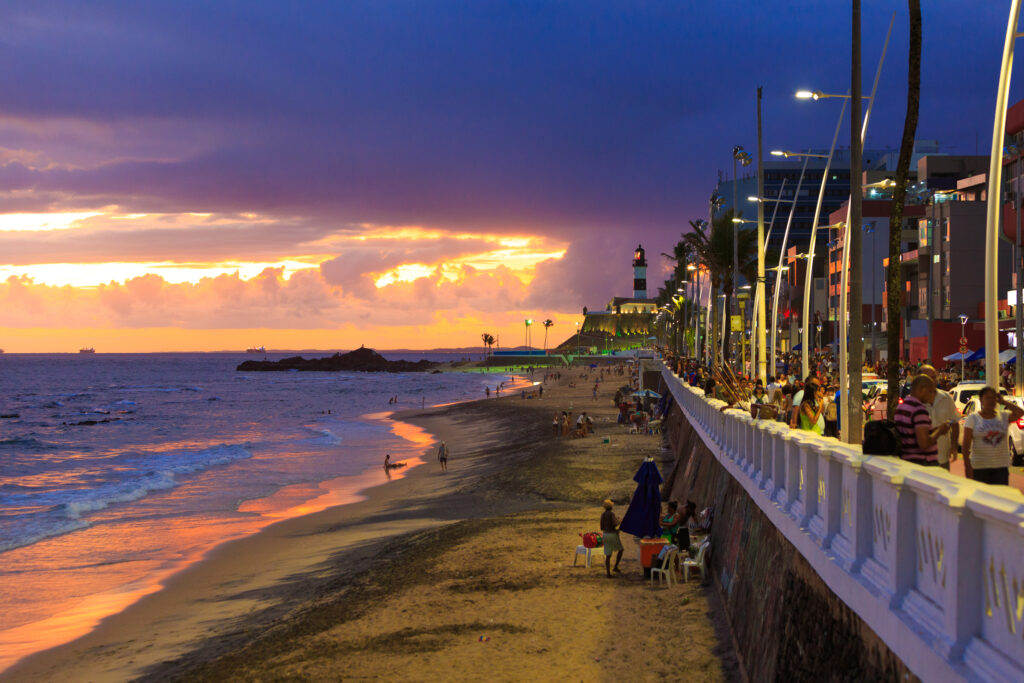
[661,364,1024,681]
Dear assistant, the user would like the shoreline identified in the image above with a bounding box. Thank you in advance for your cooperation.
[1,393,539,681]
[4,366,739,681]
[0,368,531,674]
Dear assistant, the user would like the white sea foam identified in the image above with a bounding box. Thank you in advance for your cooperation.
[303,428,343,446]
[0,444,253,550]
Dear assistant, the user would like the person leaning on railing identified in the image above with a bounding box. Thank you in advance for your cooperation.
[962,386,1024,486]
[894,375,950,467]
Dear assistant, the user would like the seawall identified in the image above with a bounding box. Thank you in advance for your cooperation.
[662,405,913,681]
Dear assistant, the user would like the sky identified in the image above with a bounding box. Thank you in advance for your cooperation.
[0,1,1019,352]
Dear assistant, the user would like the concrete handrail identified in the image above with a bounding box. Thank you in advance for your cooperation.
[662,364,1024,682]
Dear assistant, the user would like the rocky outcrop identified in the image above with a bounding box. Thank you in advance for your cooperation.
[235,347,438,373]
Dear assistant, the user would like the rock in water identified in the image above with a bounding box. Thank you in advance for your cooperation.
[236,347,437,373]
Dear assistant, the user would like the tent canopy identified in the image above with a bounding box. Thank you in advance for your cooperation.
[943,350,974,362]
[965,347,1017,363]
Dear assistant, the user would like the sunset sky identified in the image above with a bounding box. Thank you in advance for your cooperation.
[0,1,1017,351]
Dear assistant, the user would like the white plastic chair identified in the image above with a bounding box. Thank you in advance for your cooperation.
[573,544,594,568]
[650,548,680,587]
[682,541,709,583]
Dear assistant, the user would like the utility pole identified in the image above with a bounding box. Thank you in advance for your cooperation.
[847,0,864,443]
[756,87,767,381]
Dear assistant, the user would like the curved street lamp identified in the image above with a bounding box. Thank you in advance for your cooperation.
[776,104,847,380]
[985,1,1023,388]
[796,13,893,442]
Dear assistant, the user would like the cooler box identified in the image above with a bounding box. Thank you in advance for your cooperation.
[638,537,669,568]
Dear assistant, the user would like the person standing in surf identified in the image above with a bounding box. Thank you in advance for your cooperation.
[437,441,449,471]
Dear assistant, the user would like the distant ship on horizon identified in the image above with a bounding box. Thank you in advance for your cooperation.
[79,348,96,354]
[246,346,267,354]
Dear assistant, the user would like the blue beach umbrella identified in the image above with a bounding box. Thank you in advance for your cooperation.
[618,457,663,538]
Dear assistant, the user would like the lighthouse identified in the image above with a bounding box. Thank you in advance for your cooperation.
[633,244,647,299]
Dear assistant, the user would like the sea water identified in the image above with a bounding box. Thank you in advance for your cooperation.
[0,352,520,670]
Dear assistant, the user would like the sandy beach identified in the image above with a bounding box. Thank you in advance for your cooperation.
[3,365,739,682]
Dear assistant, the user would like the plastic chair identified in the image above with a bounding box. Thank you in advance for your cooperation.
[650,548,680,587]
[573,544,594,568]
[682,541,709,583]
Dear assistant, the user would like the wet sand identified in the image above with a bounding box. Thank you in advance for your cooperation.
[4,366,739,682]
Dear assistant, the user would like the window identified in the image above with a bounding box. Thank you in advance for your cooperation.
[918,218,933,247]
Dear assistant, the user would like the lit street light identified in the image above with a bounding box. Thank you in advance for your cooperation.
[795,90,873,101]
[770,150,829,159]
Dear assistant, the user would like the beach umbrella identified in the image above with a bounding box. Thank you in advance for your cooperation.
[589,363,598,368]
[631,389,661,398]
[618,457,663,538]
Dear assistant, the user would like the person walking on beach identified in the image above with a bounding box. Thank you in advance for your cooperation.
[600,499,624,577]
[437,441,449,471]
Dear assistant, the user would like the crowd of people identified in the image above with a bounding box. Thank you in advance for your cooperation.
[663,351,1022,487]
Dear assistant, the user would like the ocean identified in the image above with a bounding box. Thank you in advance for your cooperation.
[0,352,521,670]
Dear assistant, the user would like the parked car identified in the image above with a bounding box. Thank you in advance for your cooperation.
[950,382,1008,413]
[958,396,1024,466]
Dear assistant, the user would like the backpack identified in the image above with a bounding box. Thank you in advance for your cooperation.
[863,420,902,456]
[825,400,838,422]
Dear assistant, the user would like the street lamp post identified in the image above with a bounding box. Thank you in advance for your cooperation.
[798,13,893,443]
[767,155,809,371]
[865,222,877,364]
[986,0,1023,389]
[756,86,767,382]
[960,314,969,382]
[525,319,533,350]
[775,96,848,380]
[733,145,752,370]
[575,321,580,356]
[743,185,791,377]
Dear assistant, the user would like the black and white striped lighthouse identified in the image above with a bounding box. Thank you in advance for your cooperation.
[633,244,647,298]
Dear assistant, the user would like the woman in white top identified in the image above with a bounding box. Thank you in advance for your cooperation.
[962,387,1024,486]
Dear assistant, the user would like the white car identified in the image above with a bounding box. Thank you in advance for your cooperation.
[958,396,1024,466]
[862,377,886,395]
[950,382,1008,413]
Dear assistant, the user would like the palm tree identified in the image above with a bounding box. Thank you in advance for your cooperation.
[542,320,554,351]
[886,0,921,419]
[481,332,495,357]
[683,210,758,366]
